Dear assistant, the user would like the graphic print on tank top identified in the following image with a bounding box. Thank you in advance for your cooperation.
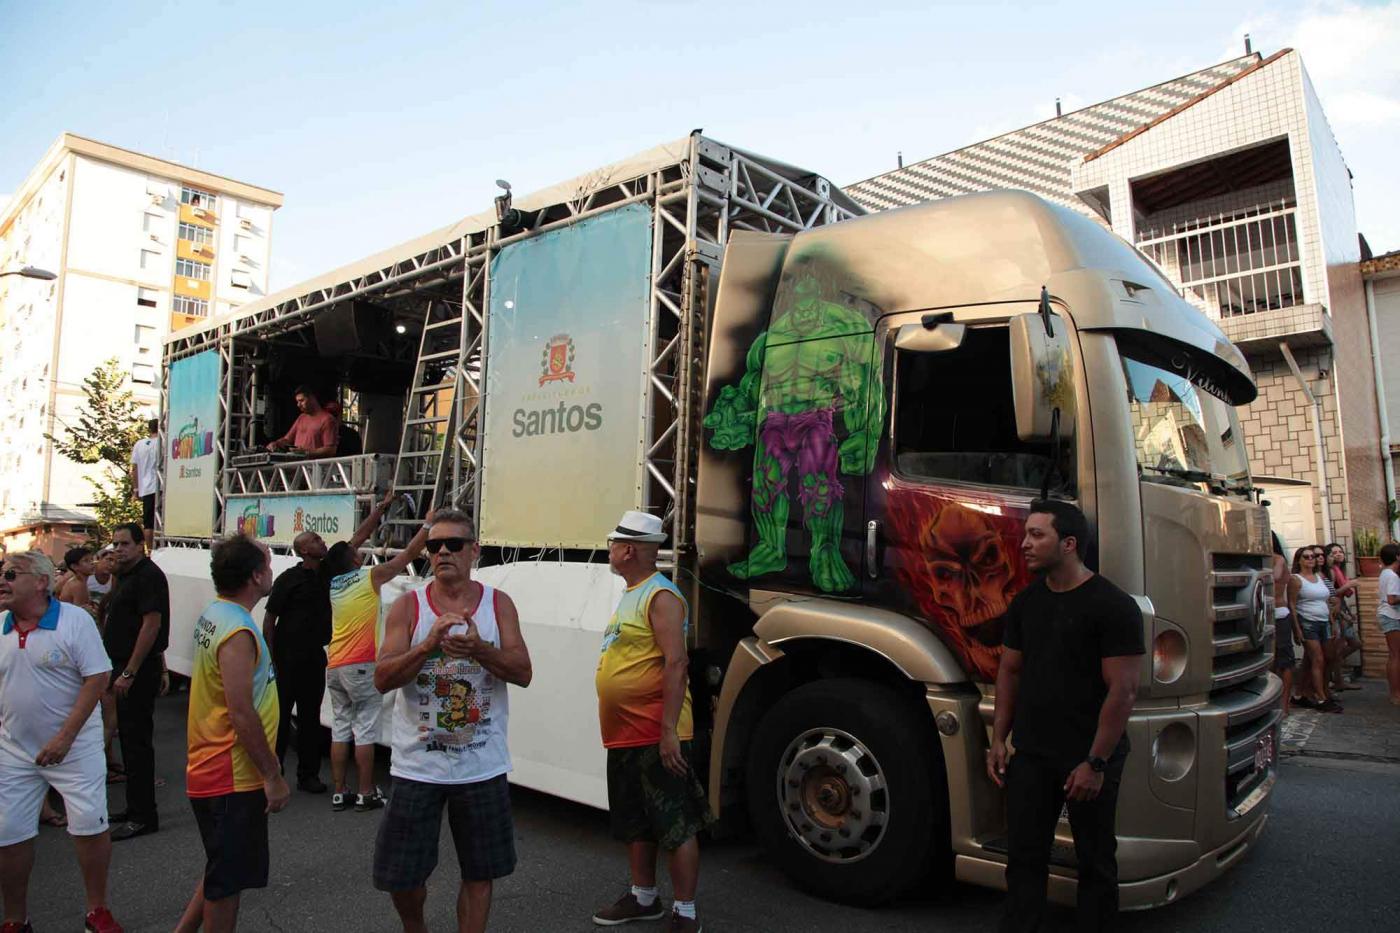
[411,654,496,755]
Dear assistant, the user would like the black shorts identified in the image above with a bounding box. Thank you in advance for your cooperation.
[372,774,516,891]
[190,790,269,900]
[606,742,714,851]
[1273,613,1298,673]
[140,493,156,530]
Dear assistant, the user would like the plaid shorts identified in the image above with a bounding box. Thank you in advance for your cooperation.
[607,742,715,851]
[372,774,516,890]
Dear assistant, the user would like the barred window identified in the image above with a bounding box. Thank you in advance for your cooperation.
[173,296,209,317]
[180,185,217,211]
[178,222,213,245]
[175,258,211,281]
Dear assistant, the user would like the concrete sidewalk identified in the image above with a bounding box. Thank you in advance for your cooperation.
[1280,677,1400,764]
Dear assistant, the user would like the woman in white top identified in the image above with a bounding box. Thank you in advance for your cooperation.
[1289,545,1340,712]
[1377,542,1400,705]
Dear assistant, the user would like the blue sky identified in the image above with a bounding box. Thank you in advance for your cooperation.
[2,1,1397,290]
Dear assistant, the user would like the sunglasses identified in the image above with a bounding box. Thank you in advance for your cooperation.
[425,537,474,555]
[2,569,34,582]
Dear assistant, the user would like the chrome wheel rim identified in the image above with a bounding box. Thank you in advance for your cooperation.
[776,726,888,864]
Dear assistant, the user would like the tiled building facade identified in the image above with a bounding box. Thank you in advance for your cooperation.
[847,49,1389,555]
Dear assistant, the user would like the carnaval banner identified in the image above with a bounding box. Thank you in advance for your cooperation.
[480,202,652,547]
[163,350,220,538]
[223,494,357,547]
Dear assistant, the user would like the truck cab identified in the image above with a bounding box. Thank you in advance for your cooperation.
[695,191,1280,906]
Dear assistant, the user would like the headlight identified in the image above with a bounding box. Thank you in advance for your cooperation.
[1153,629,1188,684]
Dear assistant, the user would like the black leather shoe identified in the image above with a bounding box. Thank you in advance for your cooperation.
[297,775,328,794]
[110,821,158,841]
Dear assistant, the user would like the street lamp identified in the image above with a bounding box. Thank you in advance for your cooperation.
[0,266,57,281]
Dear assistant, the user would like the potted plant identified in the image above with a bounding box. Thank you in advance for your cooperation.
[1354,526,1382,577]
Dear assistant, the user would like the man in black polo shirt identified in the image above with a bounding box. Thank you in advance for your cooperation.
[987,500,1144,933]
[262,530,333,793]
[105,521,171,841]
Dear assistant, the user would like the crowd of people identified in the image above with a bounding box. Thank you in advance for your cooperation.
[7,487,1400,933]
[1270,534,1381,716]
[0,505,708,933]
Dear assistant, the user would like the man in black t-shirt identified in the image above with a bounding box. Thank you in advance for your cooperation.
[105,521,171,841]
[262,530,333,793]
[987,501,1144,933]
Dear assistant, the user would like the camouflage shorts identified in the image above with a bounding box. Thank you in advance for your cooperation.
[606,741,715,851]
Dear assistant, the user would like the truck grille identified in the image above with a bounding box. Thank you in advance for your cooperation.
[1210,555,1272,691]
[1223,681,1280,817]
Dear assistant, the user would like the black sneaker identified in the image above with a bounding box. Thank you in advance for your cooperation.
[331,791,350,812]
[592,891,667,926]
[354,788,386,812]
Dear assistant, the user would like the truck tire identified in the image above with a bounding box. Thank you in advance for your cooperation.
[746,677,947,905]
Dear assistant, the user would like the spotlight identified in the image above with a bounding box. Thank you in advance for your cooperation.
[395,324,407,335]
[494,179,514,223]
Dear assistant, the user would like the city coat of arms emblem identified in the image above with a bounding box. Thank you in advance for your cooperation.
[539,333,576,386]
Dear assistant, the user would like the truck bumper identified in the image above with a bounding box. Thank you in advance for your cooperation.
[952,808,1268,909]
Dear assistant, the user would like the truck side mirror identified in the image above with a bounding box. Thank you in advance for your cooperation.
[895,320,966,354]
[1010,311,1076,442]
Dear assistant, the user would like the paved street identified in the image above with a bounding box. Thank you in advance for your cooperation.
[23,684,1400,932]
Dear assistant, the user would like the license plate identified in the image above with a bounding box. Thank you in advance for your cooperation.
[1253,732,1275,772]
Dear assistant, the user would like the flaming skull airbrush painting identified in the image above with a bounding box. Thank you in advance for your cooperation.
[885,485,1031,681]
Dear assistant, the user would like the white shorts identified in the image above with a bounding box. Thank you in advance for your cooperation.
[326,664,381,744]
[0,742,109,846]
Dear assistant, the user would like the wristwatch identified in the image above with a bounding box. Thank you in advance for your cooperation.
[1087,755,1107,773]
[119,670,135,681]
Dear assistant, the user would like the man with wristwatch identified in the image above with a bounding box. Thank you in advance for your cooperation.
[985,501,1144,933]
[103,522,171,842]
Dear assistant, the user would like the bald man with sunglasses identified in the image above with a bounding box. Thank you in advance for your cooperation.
[373,509,531,933]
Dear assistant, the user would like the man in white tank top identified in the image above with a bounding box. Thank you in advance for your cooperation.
[372,509,532,933]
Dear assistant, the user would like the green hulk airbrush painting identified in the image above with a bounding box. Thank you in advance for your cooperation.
[704,268,886,593]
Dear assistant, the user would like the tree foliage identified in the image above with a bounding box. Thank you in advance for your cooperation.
[46,358,147,545]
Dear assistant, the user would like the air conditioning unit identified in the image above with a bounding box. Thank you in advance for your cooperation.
[148,233,160,242]
[239,254,253,264]
[149,193,164,205]
[193,207,210,219]
[238,218,253,230]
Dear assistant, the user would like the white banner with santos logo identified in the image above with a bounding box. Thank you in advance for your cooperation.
[479,202,653,548]
[223,494,356,547]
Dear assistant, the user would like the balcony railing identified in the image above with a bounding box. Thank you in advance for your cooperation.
[1137,200,1307,320]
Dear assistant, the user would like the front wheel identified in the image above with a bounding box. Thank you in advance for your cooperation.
[745,677,947,905]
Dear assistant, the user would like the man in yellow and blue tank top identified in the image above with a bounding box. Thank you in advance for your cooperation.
[176,535,289,933]
[592,511,713,933]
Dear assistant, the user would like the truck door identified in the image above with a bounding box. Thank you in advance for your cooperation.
[864,312,1069,683]
[708,278,882,598]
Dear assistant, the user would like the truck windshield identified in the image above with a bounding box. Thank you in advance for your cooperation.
[1117,337,1250,489]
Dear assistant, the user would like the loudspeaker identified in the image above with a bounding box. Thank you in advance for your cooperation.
[313,300,389,357]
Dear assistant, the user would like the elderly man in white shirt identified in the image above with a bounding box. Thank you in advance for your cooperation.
[0,551,124,933]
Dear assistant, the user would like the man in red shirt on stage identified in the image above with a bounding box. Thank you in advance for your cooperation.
[266,387,337,458]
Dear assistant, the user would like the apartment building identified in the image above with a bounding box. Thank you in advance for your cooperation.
[846,48,1389,555]
[0,134,282,554]
[1364,247,1400,538]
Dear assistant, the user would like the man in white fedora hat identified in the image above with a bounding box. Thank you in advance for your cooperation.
[591,511,712,932]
